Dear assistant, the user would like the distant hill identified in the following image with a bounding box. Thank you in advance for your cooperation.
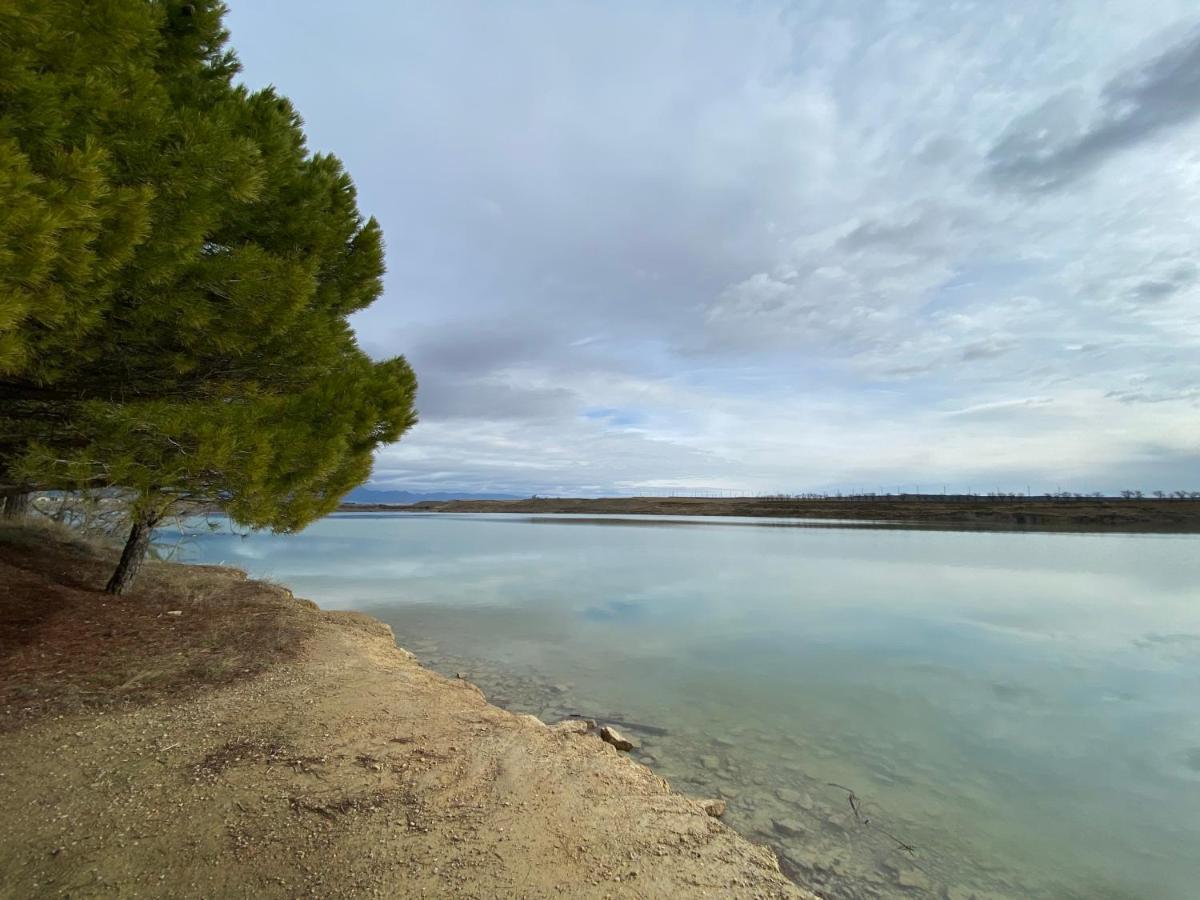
[342,488,522,504]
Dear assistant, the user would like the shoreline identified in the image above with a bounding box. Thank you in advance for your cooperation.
[0,524,814,899]
[339,495,1200,534]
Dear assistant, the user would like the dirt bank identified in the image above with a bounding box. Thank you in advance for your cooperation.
[0,524,814,899]
[341,495,1200,533]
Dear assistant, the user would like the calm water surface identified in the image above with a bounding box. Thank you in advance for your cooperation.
[170,512,1200,899]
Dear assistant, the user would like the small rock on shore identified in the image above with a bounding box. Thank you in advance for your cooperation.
[700,799,727,818]
[599,725,637,751]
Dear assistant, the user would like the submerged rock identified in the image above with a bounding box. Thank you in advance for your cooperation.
[774,788,815,810]
[700,799,727,818]
[895,867,930,890]
[600,725,636,751]
[771,818,807,839]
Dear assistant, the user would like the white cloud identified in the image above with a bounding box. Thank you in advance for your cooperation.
[229,0,1200,494]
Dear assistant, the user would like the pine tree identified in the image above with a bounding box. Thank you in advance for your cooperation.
[0,1,418,592]
[20,356,416,592]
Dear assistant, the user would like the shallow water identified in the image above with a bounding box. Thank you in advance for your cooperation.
[169,512,1200,899]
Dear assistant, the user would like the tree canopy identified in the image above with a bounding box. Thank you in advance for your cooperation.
[0,0,418,591]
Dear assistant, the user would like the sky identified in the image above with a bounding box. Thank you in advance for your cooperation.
[226,1,1200,497]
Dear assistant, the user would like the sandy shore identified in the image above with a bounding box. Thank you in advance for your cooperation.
[0,525,814,899]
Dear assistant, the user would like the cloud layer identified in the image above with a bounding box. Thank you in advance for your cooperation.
[229,1,1200,495]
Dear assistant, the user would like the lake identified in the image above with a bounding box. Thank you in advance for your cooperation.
[167,512,1200,899]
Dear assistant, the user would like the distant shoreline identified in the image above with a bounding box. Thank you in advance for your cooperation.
[337,495,1200,534]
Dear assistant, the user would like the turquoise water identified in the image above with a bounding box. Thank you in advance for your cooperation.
[169,512,1200,899]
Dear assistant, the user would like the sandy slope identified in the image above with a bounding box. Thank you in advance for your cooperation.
[0,532,814,899]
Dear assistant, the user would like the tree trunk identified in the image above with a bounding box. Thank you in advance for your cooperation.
[104,511,159,595]
[1,488,31,519]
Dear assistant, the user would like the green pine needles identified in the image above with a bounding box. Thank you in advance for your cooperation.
[0,1,418,592]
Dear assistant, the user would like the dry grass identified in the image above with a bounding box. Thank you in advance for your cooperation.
[0,518,318,730]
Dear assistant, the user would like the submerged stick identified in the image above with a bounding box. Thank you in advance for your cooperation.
[824,782,917,857]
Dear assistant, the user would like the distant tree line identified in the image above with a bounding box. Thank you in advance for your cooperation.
[1119,490,1199,500]
[654,491,1200,502]
[0,2,417,592]
[753,491,1200,501]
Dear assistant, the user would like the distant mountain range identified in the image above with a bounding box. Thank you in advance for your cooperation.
[342,488,522,504]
